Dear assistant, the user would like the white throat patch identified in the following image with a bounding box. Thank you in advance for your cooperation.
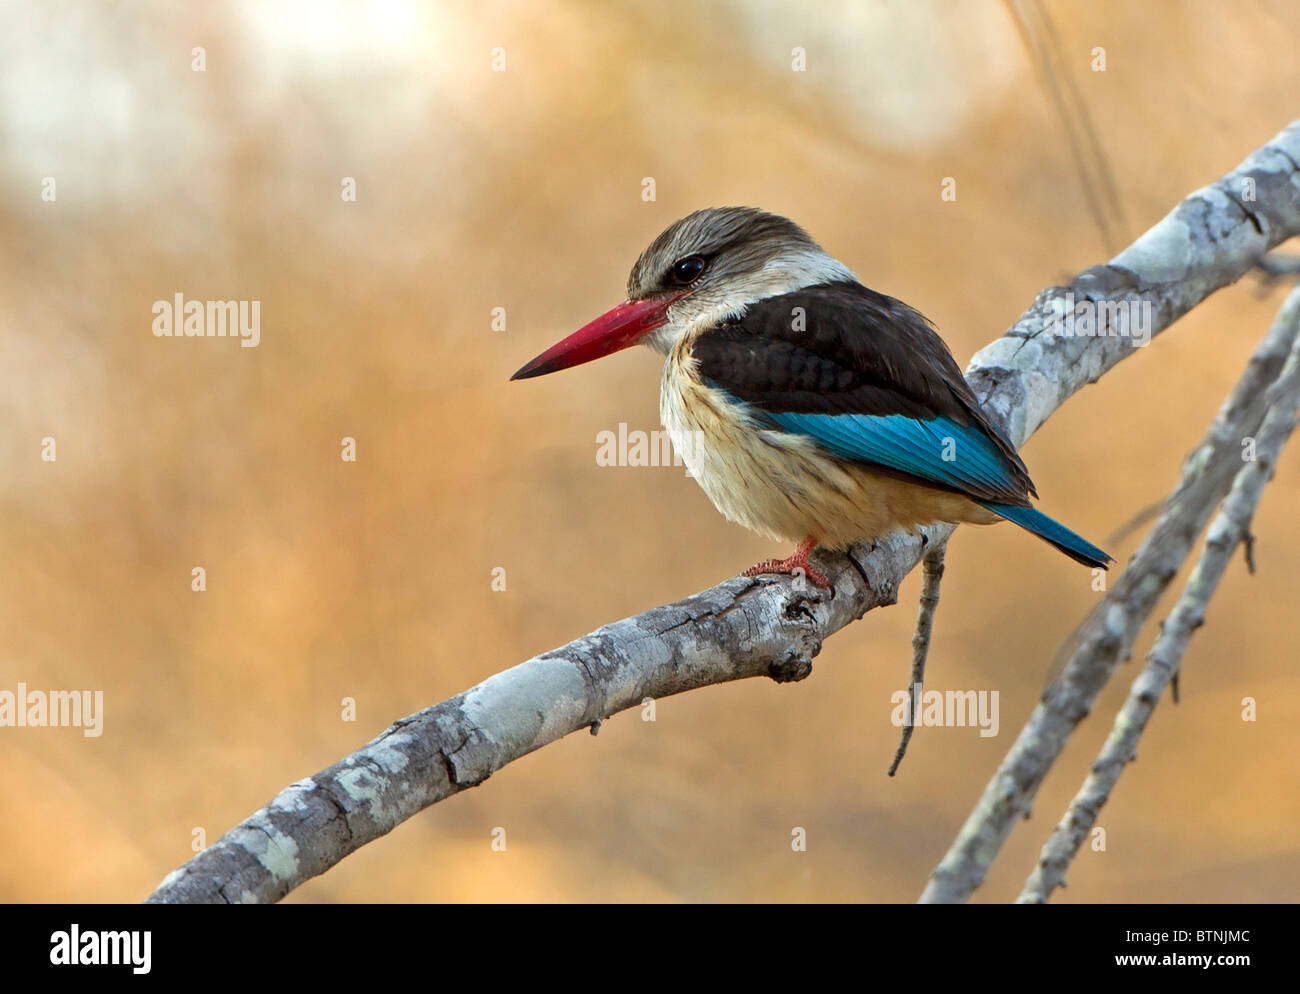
[642,249,858,355]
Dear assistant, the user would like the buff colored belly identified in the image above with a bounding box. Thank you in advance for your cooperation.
[660,352,997,549]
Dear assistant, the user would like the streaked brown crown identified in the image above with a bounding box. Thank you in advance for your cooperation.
[627,207,818,301]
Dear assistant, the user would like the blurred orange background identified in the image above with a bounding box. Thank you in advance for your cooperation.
[1,0,1297,903]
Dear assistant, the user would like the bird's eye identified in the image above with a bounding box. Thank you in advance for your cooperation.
[670,255,706,285]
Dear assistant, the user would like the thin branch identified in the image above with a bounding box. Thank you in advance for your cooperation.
[1104,499,1164,546]
[1034,0,1128,236]
[1017,298,1300,903]
[890,543,947,776]
[921,282,1300,904]
[1007,0,1127,253]
[148,121,1300,905]
[1254,251,1300,284]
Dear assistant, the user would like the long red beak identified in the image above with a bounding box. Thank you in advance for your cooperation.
[510,292,684,380]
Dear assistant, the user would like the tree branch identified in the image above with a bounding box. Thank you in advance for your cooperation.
[920,281,1300,904]
[148,120,1300,904]
[1016,289,1300,902]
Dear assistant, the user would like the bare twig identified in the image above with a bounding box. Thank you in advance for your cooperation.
[1105,499,1164,546]
[1006,0,1127,253]
[921,282,1300,904]
[1254,251,1300,288]
[1017,299,1300,903]
[890,543,947,776]
[149,121,1300,904]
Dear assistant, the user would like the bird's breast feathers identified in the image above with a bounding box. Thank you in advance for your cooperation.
[661,330,998,548]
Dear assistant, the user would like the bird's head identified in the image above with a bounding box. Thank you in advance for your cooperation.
[510,206,855,380]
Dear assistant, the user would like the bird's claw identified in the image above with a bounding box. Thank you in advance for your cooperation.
[743,556,832,590]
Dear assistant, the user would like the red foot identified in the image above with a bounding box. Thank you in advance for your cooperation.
[743,537,831,589]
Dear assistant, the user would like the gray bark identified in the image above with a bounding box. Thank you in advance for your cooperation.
[922,280,1300,903]
[1016,287,1300,902]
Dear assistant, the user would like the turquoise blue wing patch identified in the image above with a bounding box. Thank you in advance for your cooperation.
[758,409,1023,501]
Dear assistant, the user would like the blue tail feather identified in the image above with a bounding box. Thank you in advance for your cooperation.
[978,501,1113,569]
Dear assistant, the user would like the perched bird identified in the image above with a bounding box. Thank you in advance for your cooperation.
[512,207,1111,587]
